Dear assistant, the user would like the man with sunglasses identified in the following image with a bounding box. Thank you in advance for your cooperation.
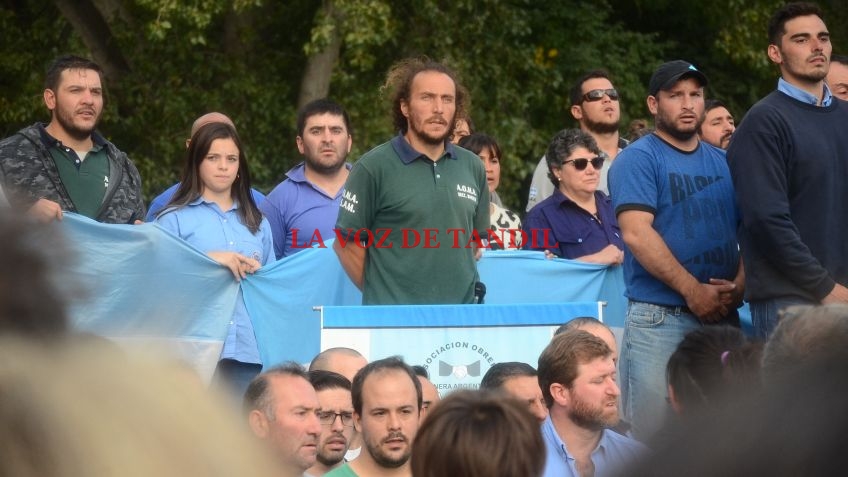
[527,70,628,212]
[608,60,743,442]
[308,370,356,476]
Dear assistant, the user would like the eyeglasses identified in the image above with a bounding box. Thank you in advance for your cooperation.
[563,156,605,171]
[317,411,354,427]
[582,88,619,102]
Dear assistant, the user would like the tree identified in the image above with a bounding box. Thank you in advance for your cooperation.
[0,0,683,212]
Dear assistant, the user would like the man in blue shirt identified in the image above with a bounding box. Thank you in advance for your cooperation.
[608,60,743,441]
[538,329,647,477]
[260,99,353,259]
[728,2,848,338]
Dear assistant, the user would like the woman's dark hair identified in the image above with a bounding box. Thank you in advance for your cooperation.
[458,133,502,161]
[411,390,545,477]
[164,122,263,234]
[666,325,762,413]
[545,128,601,187]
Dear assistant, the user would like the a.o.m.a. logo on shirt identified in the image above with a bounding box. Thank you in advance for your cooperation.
[456,184,478,204]
[340,190,358,213]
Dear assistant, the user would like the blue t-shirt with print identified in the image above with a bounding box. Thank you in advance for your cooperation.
[608,134,739,307]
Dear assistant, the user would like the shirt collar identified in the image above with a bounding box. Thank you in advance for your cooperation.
[543,414,613,459]
[551,188,606,208]
[778,77,834,106]
[285,161,352,183]
[189,195,239,212]
[37,123,107,150]
[390,134,457,165]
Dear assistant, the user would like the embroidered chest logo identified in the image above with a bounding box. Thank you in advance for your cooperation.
[456,184,478,203]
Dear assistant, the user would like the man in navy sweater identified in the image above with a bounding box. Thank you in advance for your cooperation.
[728,2,848,338]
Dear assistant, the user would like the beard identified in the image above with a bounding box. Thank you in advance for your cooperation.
[54,106,99,141]
[783,49,829,83]
[719,132,733,149]
[655,109,698,143]
[316,446,346,467]
[568,392,619,431]
[305,152,347,175]
[364,432,411,469]
[408,113,454,146]
[583,115,621,135]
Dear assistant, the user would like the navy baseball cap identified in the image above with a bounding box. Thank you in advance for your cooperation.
[648,60,708,97]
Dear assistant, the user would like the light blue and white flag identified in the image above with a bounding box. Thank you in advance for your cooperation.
[63,213,238,381]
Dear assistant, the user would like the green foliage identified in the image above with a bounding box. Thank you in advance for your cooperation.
[0,0,86,134]
[6,0,843,215]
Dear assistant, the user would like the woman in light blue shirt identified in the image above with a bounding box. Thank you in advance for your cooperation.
[156,122,274,396]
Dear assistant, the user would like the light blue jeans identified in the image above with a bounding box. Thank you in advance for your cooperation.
[748,296,813,339]
[620,300,703,442]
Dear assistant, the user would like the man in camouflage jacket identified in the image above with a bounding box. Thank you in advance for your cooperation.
[0,55,144,224]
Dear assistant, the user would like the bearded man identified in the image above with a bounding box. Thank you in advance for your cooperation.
[538,330,647,477]
[0,55,144,223]
[334,57,489,304]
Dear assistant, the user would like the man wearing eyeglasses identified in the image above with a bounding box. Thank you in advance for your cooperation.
[527,70,628,212]
[308,370,356,476]
[244,363,322,477]
[608,60,743,442]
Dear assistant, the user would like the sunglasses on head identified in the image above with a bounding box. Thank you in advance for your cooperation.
[563,156,605,171]
[582,88,619,102]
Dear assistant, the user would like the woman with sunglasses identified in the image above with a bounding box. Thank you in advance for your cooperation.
[156,122,274,396]
[523,128,624,264]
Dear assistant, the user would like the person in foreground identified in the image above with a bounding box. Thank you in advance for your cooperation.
[307,370,355,476]
[410,390,545,477]
[628,304,848,477]
[479,361,548,423]
[244,363,322,477]
[324,357,421,477]
[538,330,647,477]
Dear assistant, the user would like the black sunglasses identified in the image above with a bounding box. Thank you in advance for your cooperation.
[563,156,605,171]
[582,88,619,102]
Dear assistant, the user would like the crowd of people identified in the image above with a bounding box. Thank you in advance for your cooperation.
[0,1,847,476]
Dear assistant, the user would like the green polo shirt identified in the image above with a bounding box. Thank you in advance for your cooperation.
[336,135,490,305]
[323,463,359,477]
[48,140,109,219]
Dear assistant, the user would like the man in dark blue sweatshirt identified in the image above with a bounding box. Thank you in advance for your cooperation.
[728,2,848,338]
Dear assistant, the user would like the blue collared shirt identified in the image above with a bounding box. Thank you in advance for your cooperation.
[523,189,623,259]
[156,197,274,364]
[778,77,833,106]
[541,415,648,477]
[260,162,352,259]
[146,183,266,222]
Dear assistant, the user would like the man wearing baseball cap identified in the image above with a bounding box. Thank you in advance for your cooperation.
[608,60,744,442]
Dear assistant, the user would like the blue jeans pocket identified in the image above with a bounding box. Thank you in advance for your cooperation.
[626,302,666,328]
